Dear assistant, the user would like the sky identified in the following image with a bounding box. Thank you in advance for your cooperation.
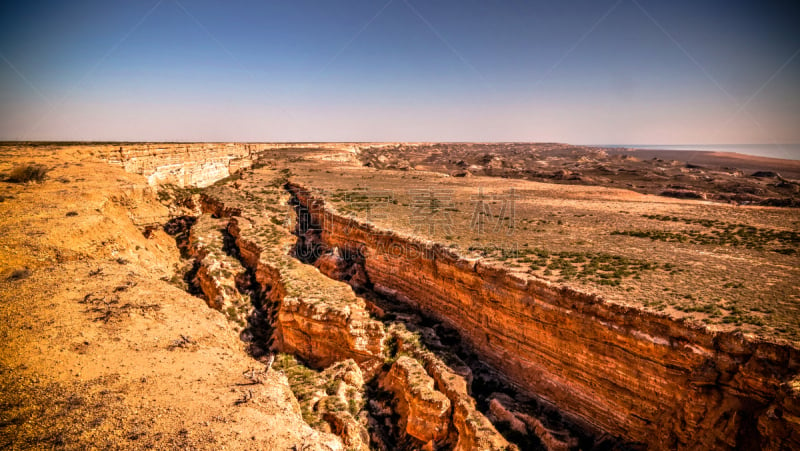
[0,0,798,144]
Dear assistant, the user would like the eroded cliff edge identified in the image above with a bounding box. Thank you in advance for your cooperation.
[288,182,800,450]
[193,175,516,450]
[59,142,800,450]
[93,143,262,187]
[0,145,347,450]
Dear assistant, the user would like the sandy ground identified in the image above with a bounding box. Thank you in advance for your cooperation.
[0,147,339,450]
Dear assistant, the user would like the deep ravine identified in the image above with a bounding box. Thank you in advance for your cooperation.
[286,181,800,451]
[160,179,800,451]
[95,144,800,451]
[289,186,618,451]
[166,188,598,450]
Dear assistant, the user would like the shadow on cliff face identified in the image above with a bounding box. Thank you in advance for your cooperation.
[362,288,635,451]
[163,186,634,450]
[220,225,275,360]
[162,216,205,299]
[162,213,275,362]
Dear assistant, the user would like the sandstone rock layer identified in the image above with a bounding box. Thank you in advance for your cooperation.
[380,356,452,444]
[290,183,800,450]
[95,143,262,187]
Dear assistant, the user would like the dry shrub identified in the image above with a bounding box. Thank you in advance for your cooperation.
[6,164,49,183]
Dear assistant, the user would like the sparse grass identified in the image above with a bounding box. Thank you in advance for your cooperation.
[167,334,196,350]
[79,291,160,324]
[469,245,665,286]
[0,372,137,449]
[613,214,800,253]
[156,184,203,204]
[327,188,395,214]
[211,172,241,187]
[273,354,364,430]
[268,173,290,188]
[200,150,800,343]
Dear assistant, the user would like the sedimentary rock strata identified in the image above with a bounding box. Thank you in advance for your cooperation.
[386,323,514,451]
[380,356,452,444]
[65,142,800,449]
[192,174,516,449]
[94,143,262,188]
[196,191,386,371]
[187,215,249,322]
[289,182,800,450]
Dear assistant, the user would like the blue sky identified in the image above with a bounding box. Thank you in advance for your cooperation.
[0,0,798,143]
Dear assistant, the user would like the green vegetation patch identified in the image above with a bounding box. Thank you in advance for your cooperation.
[273,354,365,429]
[273,353,326,427]
[612,215,800,253]
[156,183,203,204]
[469,245,669,286]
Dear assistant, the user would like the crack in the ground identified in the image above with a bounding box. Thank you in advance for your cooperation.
[287,189,618,451]
[163,187,625,450]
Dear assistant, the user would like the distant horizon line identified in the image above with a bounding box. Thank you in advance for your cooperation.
[595,143,800,147]
[2,140,799,146]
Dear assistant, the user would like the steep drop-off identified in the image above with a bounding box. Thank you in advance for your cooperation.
[0,145,350,451]
[194,177,517,450]
[199,192,386,370]
[289,182,800,450]
[83,142,800,449]
[94,143,262,187]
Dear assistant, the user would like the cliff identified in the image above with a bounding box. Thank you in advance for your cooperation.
[187,215,249,322]
[196,173,514,450]
[379,356,452,444]
[0,144,347,450]
[93,143,263,188]
[198,190,386,371]
[289,182,800,450]
[386,323,516,451]
[72,139,800,449]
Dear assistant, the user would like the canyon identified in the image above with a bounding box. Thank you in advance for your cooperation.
[190,167,516,450]
[289,182,800,450]
[2,142,799,450]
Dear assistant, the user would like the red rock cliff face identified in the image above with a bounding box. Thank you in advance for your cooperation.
[202,188,513,450]
[290,184,800,450]
[200,194,385,372]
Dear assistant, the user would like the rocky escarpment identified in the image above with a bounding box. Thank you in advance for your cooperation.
[81,144,510,449]
[382,323,519,450]
[355,143,800,207]
[177,188,382,448]
[273,355,372,451]
[91,142,375,189]
[187,215,250,325]
[379,356,452,444]
[0,144,362,451]
[194,174,516,450]
[94,143,264,188]
[199,192,385,370]
[289,183,800,450]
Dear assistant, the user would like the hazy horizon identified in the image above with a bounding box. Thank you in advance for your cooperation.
[1,1,798,144]
[5,139,799,159]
